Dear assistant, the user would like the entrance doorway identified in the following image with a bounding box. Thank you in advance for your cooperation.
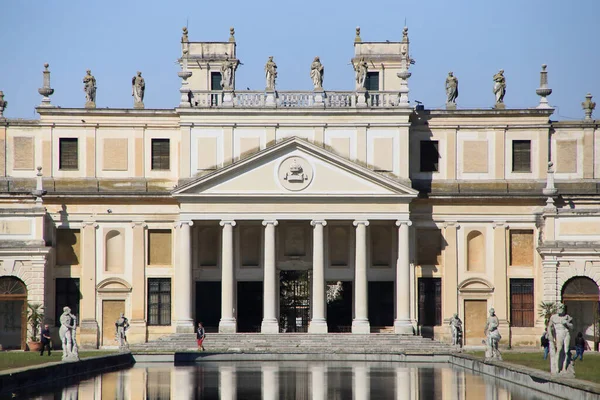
[0,277,27,349]
[327,281,352,332]
[562,277,600,351]
[369,281,394,329]
[102,300,125,346]
[464,300,487,346]
[280,270,310,332]
[196,282,221,332]
[237,282,263,332]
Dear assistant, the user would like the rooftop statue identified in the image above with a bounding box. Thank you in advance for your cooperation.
[445,72,458,106]
[220,57,239,91]
[310,57,324,90]
[265,56,278,91]
[493,69,506,106]
[547,303,575,376]
[353,57,368,90]
[132,71,145,109]
[181,27,189,43]
[83,70,97,108]
[484,308,502,361]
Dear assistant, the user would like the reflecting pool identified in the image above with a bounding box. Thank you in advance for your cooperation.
[26,361,563,400]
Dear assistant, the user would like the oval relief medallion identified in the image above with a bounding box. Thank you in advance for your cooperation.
[278,156,313,191]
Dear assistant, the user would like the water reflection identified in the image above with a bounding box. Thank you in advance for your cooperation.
[27,361,562,400]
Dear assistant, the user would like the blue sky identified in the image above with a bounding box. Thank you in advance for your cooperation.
[1,0,598,120]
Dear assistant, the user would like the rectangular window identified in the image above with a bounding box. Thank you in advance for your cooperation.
[512,140,531,172]
[55,278,80,327]
[420,141,439,172]
[148,278,171,326]
[364,72,379,91]
[59,138,78,170]
[210,72,222,91]
[510,279,534,327]
[151,139,170,170]
[418,278,442,326]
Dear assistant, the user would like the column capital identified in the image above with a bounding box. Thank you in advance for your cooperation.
[353,220,370,227]
[82,221,98,229]
[310,220,327,227]
[130,221,147,229]
[177,220,194,228]
[220,220,237,227]
[395,220,412,227]
[262,220,279,226]
[493,221,509,229]
[443,221,460,229]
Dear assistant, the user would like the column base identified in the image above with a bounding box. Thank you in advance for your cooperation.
[175,319,194,333]
[308,319,328,333]
[394,319,414,335]
[351,319,370,334]
[219,318,237,333]
[127,320,147,344]
[261,319,279,334]
[79,319,99,348]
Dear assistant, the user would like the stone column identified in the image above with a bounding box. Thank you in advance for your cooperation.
[129,222,147,343]
[394,220,413,334]
[219,220,237,333]
[311,364,327,400]
[309,220,328,333]
[262,220,279,333]
[262,364,279,400]
[80,221,99,348]
[219,365,236,400]
[175,221,194,333]
[442,222,459,328]
[352,365,369,399]
[493,222,509,338]
[395,367,411,400]
[352,220,370,333]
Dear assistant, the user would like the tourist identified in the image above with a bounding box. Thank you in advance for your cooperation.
[540,331,550,360]
[574,332,589,361]
[40,324,52,356]
[196,322,206,351]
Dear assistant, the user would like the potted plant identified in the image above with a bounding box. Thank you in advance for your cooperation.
[26,303,44,352]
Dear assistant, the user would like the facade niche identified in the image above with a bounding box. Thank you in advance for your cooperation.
[105,229,124,273]
[466,230,485,272]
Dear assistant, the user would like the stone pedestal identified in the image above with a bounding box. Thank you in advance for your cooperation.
[85,101,96,109]
[445,102,457,110]
[313,89,325,107]
[265,91,276,107]
[494,102,506,109]
[134,101,144,109]
[222,90,235,107]
[355,89,367,108]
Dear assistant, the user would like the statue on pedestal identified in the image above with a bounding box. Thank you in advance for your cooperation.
[493,69,506,105]
[445,72,458,106]
[353,57,368,90]
[484,308,502,361]
[59,306,79,362]
[310,57,324,90]
[132,71,145,109]
[220,57,238,91]
[115,312,130,351]
[83,70,97,108]
[265,56,278,91]
[548,303,575,376]
[449,313,463,347]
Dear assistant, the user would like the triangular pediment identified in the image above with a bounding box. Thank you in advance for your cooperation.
[173,137,418,198]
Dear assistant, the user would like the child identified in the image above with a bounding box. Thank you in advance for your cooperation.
[196,322,206,351]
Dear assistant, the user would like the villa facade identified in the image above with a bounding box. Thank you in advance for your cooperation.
[0,27,598,350]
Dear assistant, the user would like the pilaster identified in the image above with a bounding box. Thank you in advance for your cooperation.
[80,221,99,348]
[442,222,459,323]
[492,222,510,337]
[129,221,147,343]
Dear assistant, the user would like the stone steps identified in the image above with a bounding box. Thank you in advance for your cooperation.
[131,333,455,354]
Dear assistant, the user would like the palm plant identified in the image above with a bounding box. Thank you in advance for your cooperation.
[26,303,44,342]
[538,301,557,327]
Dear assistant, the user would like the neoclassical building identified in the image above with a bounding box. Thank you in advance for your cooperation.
[0,27,598,350]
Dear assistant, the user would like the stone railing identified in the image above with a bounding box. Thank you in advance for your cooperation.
[188,90,401,109]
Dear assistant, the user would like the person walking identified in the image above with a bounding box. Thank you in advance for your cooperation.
[196,322,206,351]
[40,324,52,356]
[575,332,589,361]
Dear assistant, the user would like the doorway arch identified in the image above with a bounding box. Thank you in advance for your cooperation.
[0,276,28,349]
[562,276,599,351]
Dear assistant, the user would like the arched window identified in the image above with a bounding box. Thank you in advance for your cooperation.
[0,276,27,295]
[562,277,599,301]
[105,230,124,273]
[467,230,485,272]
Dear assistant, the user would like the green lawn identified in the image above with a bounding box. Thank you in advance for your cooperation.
[467,351,600,384]
[0,351,117,372]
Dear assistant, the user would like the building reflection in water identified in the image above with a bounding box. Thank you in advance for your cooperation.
[29,361,561,400]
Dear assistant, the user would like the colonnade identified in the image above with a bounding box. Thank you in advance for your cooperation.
[174,218,412,334]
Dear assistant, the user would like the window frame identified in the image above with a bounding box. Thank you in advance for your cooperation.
[147,278,171,326]
[364,72,379,91]
[510,278,534,327]
[59,138,79,170]
[512,140,531,173]
[418,277,442,326]
[420,140,440,172]
[55,278,80,327]
[151,138,170,171]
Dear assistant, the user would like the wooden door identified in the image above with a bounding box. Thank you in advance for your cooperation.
[464,300,487,346]
[102,300,124,346]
